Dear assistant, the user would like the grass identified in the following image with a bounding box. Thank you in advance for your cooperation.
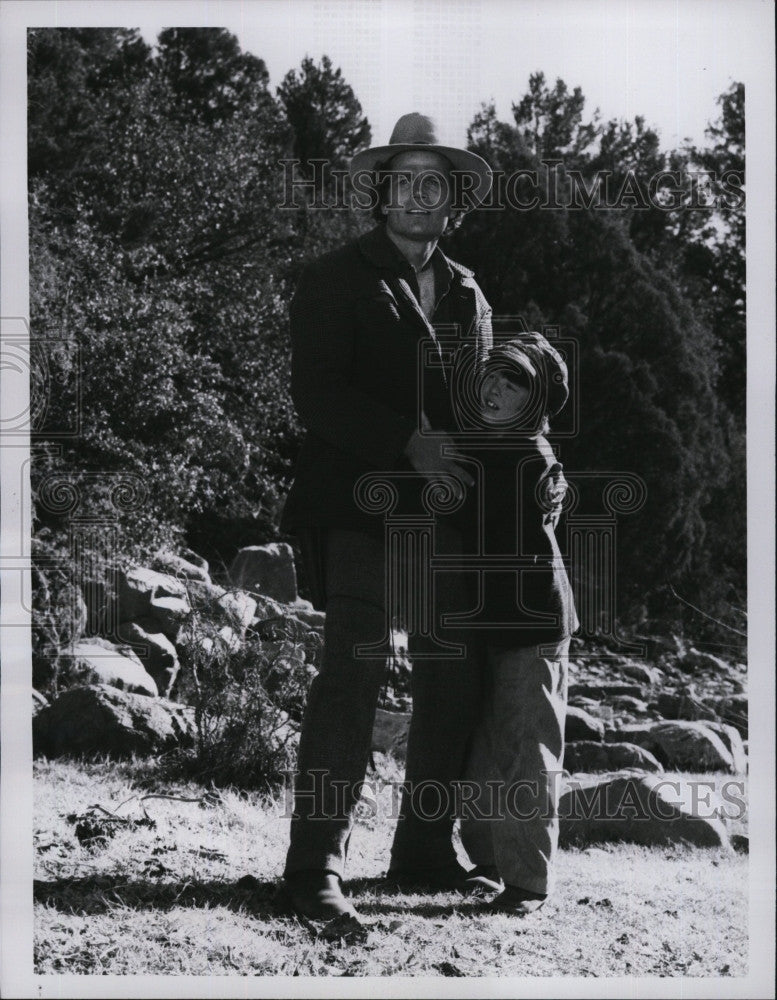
[33,756,748,978]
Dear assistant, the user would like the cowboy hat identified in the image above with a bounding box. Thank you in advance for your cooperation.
[349,112,493,208]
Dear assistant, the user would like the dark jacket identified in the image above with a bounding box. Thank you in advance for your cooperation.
[455,434,579,648]
[281,224,493,534]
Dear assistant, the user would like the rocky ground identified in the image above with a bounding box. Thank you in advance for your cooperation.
[34,542,748,854]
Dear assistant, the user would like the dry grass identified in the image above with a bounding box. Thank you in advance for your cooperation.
[34,756,748,978]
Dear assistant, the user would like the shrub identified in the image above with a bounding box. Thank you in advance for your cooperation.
[172,607,317,791]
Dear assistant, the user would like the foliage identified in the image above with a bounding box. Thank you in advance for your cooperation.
[172,608,316,792]
[277,54,371,179]
[28,34,746,636]
[453,74,745,629]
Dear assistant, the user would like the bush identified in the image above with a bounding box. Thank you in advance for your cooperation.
[171,606,317,791]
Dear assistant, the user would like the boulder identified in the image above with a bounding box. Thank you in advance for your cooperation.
[64,637,158,697]
[606,721,736,773]
[217,625,242,653]
[229,543,298,603]
[559,772,731,849]
[680,648,733,675]
[706,693,748,738]
[372,708,411,756]
[702,721,747,774]
[184,577,227,609]
[654,690,716,723]
[614,660,663,687]
[568,682,647,701]
[117,567,190,640]
[289,606,326,630]
[117,621,180,697]
[217,590,257,637]
[181,548,209,572]
[33,684,196,758]
[564,741,663,774]
[253,593,288,622]
[565,704,606,742]
[606,694,650,714]
[151,550,210,583]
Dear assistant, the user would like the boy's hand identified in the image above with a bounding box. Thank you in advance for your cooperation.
[540,462,568,527]
[404,429,473,501]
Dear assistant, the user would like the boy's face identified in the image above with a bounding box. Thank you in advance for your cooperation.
[479,371,531,424]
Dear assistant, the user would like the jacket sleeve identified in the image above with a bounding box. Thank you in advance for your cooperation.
[289,260,417,468]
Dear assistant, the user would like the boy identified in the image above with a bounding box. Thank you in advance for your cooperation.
[454,333,578,916]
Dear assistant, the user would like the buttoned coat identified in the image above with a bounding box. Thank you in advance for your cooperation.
[281,224,493,534]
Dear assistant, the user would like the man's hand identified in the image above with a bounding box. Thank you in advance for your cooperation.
[404,428,474,501]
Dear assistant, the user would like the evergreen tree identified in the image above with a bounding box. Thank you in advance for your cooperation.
[277,54,371,179]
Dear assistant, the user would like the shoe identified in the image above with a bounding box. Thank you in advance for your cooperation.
[385,861,502,894]
[487,883,547,916]
[464,864,503,894]
[275,871,358,921]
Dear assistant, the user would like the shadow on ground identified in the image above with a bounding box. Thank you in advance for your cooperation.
[34,873,489,922]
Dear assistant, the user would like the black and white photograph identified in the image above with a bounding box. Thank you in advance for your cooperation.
[1,0,774,996]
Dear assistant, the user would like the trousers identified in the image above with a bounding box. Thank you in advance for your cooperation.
[284,525,483,878]
[459,638,569,895]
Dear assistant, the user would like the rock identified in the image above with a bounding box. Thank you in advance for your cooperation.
[680,648,733,675]
[33,684,196,758]
[565,705,606,742]
[184,578,227,609]
[567,695,600,712]
[229,542,298,603]
[117,621,180,697]
[181,548,209,572]
[253,593,288,622]
[606,695,650,714]
[217,625,242,652]
[564,741,663,774]
[568,683,647,701]
[559,772,731,849]
[289,606,326,630]
[653,690,715,722]
[702,722,747,774]
[64,637,158,697]
[372,708,411,756]
[151,550,211,583]
[706,693,748,738]
[117,567,191,640]
[615,660,663,687]
[217,591,257,637]
[33,689,49,717]
[606,721,736,773]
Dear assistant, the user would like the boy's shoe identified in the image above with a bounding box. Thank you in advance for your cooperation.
[385,861,501,894]
[487,884,547,916]
[275,871,358,921]
[464,865,503,894]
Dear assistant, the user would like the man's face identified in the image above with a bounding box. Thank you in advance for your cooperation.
[382,150,455,242]
[479,371,532,425]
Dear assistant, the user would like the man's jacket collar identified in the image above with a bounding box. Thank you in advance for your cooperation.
[357,224,474,282]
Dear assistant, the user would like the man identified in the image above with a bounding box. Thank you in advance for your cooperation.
[277,114,497,921]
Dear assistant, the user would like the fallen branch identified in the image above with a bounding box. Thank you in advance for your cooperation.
[668,586,748,639]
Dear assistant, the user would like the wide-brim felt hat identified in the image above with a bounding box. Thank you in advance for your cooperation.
[349,112,493,208]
